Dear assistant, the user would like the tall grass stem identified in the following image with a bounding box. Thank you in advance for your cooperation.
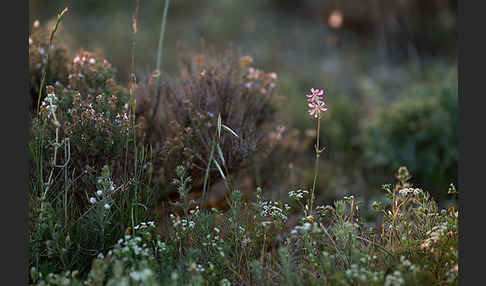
[156,0,170,80]
[310,117,321,212]
[36,7,68,117]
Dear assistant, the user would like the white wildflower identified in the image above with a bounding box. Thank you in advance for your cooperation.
[220,278,231,286]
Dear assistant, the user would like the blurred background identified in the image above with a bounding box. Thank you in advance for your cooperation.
[29,0,457,208]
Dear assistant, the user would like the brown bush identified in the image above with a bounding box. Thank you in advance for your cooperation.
[136,47,291,200]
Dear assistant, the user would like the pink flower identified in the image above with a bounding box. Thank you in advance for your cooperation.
[308,100,328,118]
[306,88,324,103]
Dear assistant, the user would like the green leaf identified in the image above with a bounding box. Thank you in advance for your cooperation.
[217,113,222,139]
[222,124,239,138]
[216,144,226,167]
[202,139,216,204]
[213,158,226,180]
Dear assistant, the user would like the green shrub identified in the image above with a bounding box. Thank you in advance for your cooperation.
[363,76,457,199]
[29,30,153,279]
[30,47,135,192]
[319,94,363,168]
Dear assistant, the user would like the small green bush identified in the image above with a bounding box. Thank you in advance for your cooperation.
[30,46,135,193]
[319,95,363,168]
[29,23,154,278]
[363,76,457,199]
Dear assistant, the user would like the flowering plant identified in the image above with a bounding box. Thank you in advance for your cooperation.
[306,88,327,118]
[306,88,328,211]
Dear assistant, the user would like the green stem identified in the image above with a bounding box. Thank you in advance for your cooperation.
[156,0,170,79]
[35,8,67,198]
[201,136,216,207]
[36,8,68,117]
[152,0,170,121]
[310,117,321,212]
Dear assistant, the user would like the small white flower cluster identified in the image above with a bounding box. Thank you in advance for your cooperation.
[290,222,321,235]
[422,219,454,250]
[67,73,85,79]
[73,55,96,65]
[31,268,80,285]
[399,256,417,272]
[116,112,129,122]
[184,219,196,229]
[157,240,167,253]
[113,112,130,134]
[129,268,154,282]
[359,254,378,265]
[202,229,223,249]
[288,189,309,201]
[238,225,250,244]
[189,262,205,273]
[170,214,195,233]
[90,190,111,210]
[220,278,232,286]
[90,176,115,210]
[97,175,116,192]
[384,270,405,286]
[344,263,382,284]
[199,227,226,257]
[343,195,354,201]
[133,221,156,231]
[247,67,261,79]
[398,188,421,196]
[43,92,58,117]
[258,200,290,222]
[113,234,153,260]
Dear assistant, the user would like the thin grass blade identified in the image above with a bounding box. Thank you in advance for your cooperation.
[222,124,239,138]
[213,158,226,180]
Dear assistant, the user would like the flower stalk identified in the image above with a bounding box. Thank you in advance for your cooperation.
[306,88,327,212]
